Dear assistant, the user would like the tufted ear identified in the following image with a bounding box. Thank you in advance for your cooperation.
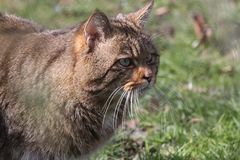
[123,0,154,28]
[84,10,112,50]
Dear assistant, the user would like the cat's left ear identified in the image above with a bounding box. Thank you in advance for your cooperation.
[84,10,112,49]
[118,0,154,28]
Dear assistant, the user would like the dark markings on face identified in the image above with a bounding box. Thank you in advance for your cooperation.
[84,19,159,94]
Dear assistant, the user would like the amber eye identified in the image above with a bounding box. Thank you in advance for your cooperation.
[118,58,133,67]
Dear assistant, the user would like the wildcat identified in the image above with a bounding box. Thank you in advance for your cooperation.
[0,0,159,159]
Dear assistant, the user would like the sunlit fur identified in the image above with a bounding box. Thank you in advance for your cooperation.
[0,0,159,159]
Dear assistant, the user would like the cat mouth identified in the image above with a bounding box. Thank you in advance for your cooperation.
[123,81,149,92]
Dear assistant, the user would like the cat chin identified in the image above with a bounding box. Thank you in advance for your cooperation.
[139,87,150,96]
[138,84,151,95]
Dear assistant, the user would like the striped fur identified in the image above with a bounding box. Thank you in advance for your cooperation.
[0,0,159,159]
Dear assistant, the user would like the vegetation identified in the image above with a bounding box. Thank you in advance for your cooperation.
[1,0,240,159]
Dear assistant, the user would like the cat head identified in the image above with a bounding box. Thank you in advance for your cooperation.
[73,0,159,99]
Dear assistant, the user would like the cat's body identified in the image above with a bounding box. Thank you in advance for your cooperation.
[0,1,159,159]
[0,13,116,160]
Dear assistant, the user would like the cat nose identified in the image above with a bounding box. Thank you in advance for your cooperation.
[143,71,153,83]
[143,75,152,83]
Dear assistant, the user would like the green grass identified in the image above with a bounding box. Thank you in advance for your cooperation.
[1,0,240,159]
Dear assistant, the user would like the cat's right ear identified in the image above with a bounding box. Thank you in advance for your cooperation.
[83,11,112,50]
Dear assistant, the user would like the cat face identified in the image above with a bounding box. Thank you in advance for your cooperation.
[115,33,159,92]
[97,30,159,94]
[73,0,158,98]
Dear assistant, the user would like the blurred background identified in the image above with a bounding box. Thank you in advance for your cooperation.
[1,0,240,159]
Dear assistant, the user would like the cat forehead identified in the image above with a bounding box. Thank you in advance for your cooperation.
[111,19,148,38]
[115,32,156,55]
[107,37,157,58]
[98,18,158,56]
[111,21,153,43]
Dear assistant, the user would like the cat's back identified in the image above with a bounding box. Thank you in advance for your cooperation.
[0,13,73,94]
[0,12,45,34]
[0,13,45,61]
[0,13,72,63]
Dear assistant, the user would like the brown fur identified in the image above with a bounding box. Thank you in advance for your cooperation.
[0,1,159,159]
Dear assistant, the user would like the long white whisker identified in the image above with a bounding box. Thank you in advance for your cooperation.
[121,92,130,128]
[102,87,123,128]
[135,88,143,118]
[136,88,140,106]
[116,92,127,129]
[130,91,134,118]
[133,89,138,117]
[127,91,131,118]
[112,91,124,128]
[101,87,122,113]
[113,91,127,129]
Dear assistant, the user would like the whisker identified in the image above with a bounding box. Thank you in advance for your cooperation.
[136,88,140,107]
[130,90,134,118]
[101,87,122,113]
[133,89,140,118]
[137,88,144,119]
[102,86,123,128]
[121,91,130,129]
[132,89,136,117]
[134,89,140,117]
[153,82,193,136]
[150,32,166,41]
[113,91,126,129]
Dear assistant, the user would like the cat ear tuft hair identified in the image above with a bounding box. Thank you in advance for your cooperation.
[126,0,154,28]
[84,10,112,50]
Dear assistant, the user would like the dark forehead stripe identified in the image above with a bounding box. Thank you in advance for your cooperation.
[111,19,156,57]
[129,34,153,57]
[111,19,141,38]
[131,40,141,57]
